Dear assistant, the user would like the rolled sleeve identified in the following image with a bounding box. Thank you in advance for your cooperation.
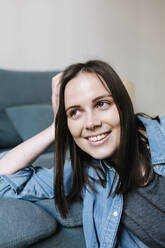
[0,160,73,201]
[0,166,54,200]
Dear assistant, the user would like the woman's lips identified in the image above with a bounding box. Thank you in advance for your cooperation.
[86,131,111,146]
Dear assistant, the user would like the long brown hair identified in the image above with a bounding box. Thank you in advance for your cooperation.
[54,60,153,218]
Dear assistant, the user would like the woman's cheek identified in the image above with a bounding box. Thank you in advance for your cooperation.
[105,106,120,126]
[67,119,81,137]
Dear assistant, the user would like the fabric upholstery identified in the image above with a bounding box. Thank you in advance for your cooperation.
[6,104,54,141]
[0,109,22,148]
[30,226,86,248]
[0,69,58,109]
[35,199,83,227]
[0,198,57,248]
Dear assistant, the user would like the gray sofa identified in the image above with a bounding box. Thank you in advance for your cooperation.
[0,69,85,248]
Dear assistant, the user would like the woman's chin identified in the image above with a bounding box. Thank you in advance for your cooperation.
[90,153,110,160]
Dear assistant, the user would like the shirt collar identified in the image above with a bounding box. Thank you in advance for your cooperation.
[138,115,165,164]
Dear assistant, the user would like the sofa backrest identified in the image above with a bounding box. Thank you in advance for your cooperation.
[0,69,58,109]
[0,69,59,151]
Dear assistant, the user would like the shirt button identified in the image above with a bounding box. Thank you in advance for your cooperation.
[113,211,118,217]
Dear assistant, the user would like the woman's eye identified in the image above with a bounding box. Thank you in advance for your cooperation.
[68,109,80,118]
[96,101,110,108]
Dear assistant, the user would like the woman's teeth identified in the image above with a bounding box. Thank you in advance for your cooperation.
[88,133,108,142]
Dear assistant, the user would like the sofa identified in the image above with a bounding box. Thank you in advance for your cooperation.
[0,69,86,248]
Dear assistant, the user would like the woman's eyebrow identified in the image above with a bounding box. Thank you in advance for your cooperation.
[92,94,112,102]
[65,105,80,112]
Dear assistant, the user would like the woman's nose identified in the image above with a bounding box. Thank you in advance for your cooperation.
[85,113,101,130]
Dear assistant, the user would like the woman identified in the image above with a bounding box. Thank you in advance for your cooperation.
[0,60,165,248]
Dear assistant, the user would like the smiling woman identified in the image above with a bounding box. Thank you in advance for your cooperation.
[64,72,120,160]
[0,60,165,248]
[55,61,140,213]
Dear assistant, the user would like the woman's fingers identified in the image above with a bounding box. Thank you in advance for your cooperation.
[51,72,63,120]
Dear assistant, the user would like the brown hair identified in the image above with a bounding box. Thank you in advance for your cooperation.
[54,60,152,218]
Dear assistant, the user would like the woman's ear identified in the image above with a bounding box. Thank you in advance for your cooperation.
[122,79,135,105]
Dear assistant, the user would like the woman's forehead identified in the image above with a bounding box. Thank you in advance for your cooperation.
[64,72,110,95]
[64,72,111,106]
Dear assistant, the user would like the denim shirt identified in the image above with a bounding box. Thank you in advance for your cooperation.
[0,116,165,248]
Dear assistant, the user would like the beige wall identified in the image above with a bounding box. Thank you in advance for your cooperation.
[0,0,164,116]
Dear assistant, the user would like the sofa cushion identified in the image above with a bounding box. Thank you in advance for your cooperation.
[35,199,83,227]
[6,104,54,141]
[32,152,54,169]
[0,109,22,148]
[0,198,57,248]
[30,226,86,248]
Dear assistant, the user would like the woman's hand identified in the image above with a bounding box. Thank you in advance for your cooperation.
[52,72,63,121]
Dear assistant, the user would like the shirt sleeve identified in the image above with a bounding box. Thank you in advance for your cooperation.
[0,160,73,201]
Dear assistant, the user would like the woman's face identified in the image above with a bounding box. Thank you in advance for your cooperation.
[64,72,121,160]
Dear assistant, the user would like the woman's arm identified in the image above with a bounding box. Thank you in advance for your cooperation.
[0,73,62,175]
[0,123,55,175]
